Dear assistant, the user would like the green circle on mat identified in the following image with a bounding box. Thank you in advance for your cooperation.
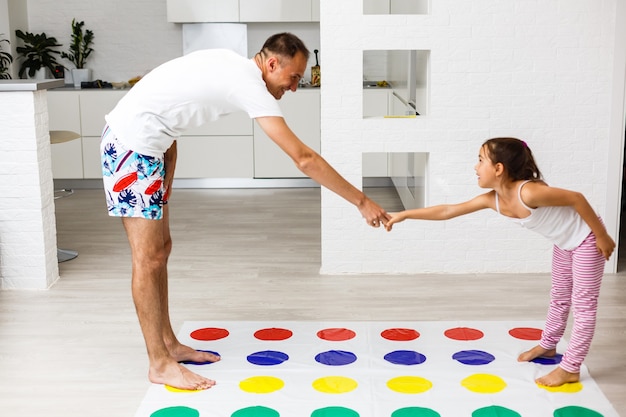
[554,406,603,417]
[232,406,280,417]
[472,406,520,417]
[311,406,360,417]
[392,406,441,417]
[151,406,199,417]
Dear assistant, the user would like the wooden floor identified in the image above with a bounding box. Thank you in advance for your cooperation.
[0,188,624,416]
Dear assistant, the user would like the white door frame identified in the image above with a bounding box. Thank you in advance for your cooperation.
[605,0,626,273]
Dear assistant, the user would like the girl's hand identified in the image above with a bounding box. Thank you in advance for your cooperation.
[596,233,616,261]
[385,212,405,232]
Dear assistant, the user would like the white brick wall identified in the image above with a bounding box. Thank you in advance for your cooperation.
[320,0,618,274]
[0,90,59,289]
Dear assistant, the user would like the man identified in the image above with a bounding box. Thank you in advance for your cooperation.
[100,33,390,390]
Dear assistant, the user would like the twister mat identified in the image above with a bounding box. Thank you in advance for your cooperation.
[134,321,619,417]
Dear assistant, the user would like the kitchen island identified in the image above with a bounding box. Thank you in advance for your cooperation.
[0,79,64,289]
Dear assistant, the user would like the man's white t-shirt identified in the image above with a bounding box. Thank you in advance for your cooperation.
[105,49,283,157]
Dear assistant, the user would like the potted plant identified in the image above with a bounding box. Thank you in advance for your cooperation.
[61,19,94,88]
[0,34,13,79]
[15,30,62,79]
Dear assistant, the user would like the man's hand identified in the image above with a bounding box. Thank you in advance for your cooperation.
[358,197,391,228]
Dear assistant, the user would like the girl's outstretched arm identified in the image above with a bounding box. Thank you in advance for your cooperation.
[521,182,616,260]
[385,192,494,231]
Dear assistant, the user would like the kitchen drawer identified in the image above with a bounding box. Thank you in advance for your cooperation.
[175,135,253,178]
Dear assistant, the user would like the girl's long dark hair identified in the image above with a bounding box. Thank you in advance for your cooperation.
[483,137,542,181]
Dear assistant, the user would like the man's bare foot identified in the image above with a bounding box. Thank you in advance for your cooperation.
[536,367,580,387]
[518,345,556,362]
[170,343,221,364]
[149,360,216,390]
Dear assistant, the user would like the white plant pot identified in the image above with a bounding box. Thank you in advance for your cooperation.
[71,68,91,88]
[32,68,48,80]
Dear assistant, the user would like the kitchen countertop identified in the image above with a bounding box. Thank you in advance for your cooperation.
[0,79,65,91]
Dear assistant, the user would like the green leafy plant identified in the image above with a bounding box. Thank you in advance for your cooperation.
[15,29,62,78]
[0,34,13,79]
[61,19,94,69]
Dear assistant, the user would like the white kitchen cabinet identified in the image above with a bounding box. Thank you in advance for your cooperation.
[311,0,320,21]
[253,90,320,178]
[176,112,253,178]
[166,0,239,23]
[176,136,254,178]
[363,88,390,118]
[364,0,429,14]
[79,90,126,136]
[363,153,388,177]
[49,89,320,181]
[239,0,312,22]
[79,91,126,179]
[82,136,103,179]
[47,91,83,179]
[166,0,317,23]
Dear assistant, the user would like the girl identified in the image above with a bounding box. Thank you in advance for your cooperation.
[385,137,615,387]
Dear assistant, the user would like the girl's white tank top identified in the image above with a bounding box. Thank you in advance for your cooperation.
[495,180,591,250]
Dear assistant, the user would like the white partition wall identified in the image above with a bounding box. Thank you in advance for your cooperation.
[319,0,621,274]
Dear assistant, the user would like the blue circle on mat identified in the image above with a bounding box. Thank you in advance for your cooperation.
[531,353,563,365]
[315,350,357,366]
[384,350,427,365]
[179,350,220,365]
[452,350,495,365]
[247,350,289,366]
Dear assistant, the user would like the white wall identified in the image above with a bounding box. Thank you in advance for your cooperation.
[0,0,28,79]
[320,0,621,274]
[22,1,321,83]
[24,0,181,81]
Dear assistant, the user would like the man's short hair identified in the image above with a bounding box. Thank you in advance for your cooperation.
[261,32,310,61]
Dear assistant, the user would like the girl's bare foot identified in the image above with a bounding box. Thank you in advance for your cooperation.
[169,342,221,364]
[536,367,580,387]
[149,360,216,390]
[518,345,556,362]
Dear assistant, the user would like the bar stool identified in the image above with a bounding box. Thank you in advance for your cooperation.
[50,130,81,263]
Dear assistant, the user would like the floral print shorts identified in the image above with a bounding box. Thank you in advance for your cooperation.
[100,125,168,220]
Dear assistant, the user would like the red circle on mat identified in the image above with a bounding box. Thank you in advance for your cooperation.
[381,328,420,341]
[444,327,484,341]
[317,328,356,341]
[190,327,229,341]
[254,327,293,341]
[509,327,542,340]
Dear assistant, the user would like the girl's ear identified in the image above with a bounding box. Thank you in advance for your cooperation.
[494,162,505,177]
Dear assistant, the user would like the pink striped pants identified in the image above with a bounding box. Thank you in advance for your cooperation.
[541,230,605,373]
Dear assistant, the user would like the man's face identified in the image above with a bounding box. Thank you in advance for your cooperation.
[264,51,307,99]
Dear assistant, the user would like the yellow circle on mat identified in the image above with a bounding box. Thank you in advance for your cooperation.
[239,376,285,393]
[312,376,358,393]
[461,374,507,393]
[537,381,583,393]
[387,376,433,394]
[164,385,201,393]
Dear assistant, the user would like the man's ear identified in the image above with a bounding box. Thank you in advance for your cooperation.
[267,56,279,72]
